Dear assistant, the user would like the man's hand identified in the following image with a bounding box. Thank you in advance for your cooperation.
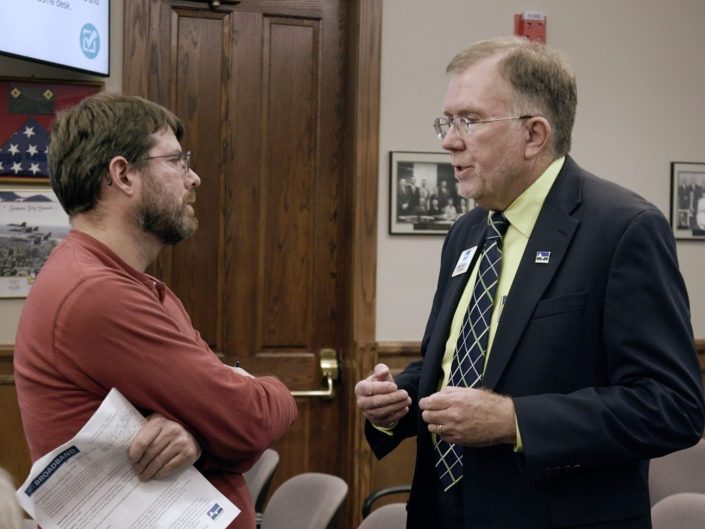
[128,413,201,481]
[419,387,516,446]
[230,365,255,378]
[355,363,411,427]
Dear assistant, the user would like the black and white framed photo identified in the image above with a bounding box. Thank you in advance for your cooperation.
[389,151,475,235]
[670,161,705,240]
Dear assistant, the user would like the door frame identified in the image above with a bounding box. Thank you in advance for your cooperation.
[342,2,381,527]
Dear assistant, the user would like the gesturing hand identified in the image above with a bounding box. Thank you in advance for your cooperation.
[355,363,411,427]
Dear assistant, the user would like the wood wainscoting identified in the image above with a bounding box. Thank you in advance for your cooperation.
[366,342,422,507]
[1,340,704,510]
[0,344,31,487]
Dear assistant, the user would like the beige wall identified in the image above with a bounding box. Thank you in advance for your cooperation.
[0,0,123,343]
[376,0,705,341]
[1,0,704,344]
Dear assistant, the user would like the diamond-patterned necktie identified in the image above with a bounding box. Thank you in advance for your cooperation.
[434,211,509,491]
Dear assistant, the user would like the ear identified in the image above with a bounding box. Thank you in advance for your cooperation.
[106,156,137,195]
[523,117,551,159]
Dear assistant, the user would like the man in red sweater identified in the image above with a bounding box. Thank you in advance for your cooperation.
[13,93,297,529]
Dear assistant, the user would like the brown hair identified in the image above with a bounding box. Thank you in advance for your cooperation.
[447,36,577,156]
[49,93,184,215]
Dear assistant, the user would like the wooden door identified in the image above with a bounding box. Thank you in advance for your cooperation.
[123,1,381,527]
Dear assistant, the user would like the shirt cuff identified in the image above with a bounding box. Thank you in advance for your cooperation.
[372,421,397,437]
[514,414,523,453]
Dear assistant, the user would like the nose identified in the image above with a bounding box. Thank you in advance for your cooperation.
[441,126,464,152]
[187,168,201,188]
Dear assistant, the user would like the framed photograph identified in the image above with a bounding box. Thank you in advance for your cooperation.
[0,187,70,298]
[670,161,705,240]
[389,151,475,235]
[0,77,102,184]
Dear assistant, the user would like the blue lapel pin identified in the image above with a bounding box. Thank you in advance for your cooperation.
[535,251,551,264]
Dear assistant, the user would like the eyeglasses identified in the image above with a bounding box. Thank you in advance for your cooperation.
[141,151,192,174]
[433,115,533,140]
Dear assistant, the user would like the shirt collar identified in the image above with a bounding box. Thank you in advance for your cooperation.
[497,156,565,238]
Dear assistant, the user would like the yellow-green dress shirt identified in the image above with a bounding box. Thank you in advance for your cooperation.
[437,157,564,450]
[376,157,565,440]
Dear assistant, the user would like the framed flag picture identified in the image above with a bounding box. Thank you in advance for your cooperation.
[0,77,102,184]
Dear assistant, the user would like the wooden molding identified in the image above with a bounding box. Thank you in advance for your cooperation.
[2,339,704,361]
[346,1,382,527]
[376,339,705,369]
[2,339,704,367]
[0,344,14,385]
[191,0,241,8]
[348,0,381,346]
[377,341,421,357]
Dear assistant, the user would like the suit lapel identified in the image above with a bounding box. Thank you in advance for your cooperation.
[483,157,583,389]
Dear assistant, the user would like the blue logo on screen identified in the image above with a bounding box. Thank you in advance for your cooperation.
[80,23,100,59]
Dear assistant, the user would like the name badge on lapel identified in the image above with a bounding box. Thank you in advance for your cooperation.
[452,246,477,277]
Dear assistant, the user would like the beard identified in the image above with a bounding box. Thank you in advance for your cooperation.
[458,139,526,211]
[136,173,198,245]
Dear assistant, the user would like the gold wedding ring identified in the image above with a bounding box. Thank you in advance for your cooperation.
[435,424,443,436]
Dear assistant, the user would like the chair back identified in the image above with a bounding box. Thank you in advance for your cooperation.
[651,492,705,529]
[243,449,280,513]
[358,502,407,529]
[649,439,705,505]
[259,472,348,529]
[361,485,411,518]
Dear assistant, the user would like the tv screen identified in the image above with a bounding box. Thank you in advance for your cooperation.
[0,0,110,77]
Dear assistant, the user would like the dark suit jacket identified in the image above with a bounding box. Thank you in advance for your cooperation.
[366,157,705,529]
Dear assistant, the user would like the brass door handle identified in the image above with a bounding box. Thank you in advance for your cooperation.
[290,348,340,400]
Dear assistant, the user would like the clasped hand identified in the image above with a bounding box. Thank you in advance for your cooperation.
[419,386,517,447]
[128,413,202,481]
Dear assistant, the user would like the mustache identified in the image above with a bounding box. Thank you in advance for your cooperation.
[184,190,197,205]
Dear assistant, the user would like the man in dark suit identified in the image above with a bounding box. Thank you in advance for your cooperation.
[355,37,705,529]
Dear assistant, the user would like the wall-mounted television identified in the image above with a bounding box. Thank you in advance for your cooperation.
[0,0,110,77]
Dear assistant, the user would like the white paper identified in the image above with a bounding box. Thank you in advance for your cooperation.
[16,388,239,529]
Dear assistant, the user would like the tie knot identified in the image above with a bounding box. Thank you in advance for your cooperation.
[488,212,508,240]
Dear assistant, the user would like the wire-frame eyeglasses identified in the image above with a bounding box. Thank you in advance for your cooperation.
[433,116,533,140]
[141,151,192,174]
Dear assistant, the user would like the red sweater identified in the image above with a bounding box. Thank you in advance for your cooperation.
[14,231,297,529]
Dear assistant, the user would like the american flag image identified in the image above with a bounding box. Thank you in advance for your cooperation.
[0,80,101,181]
[0,118,50,178]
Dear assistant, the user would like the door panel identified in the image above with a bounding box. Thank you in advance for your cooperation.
[171,9,229,347]
[259,16,319,351]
